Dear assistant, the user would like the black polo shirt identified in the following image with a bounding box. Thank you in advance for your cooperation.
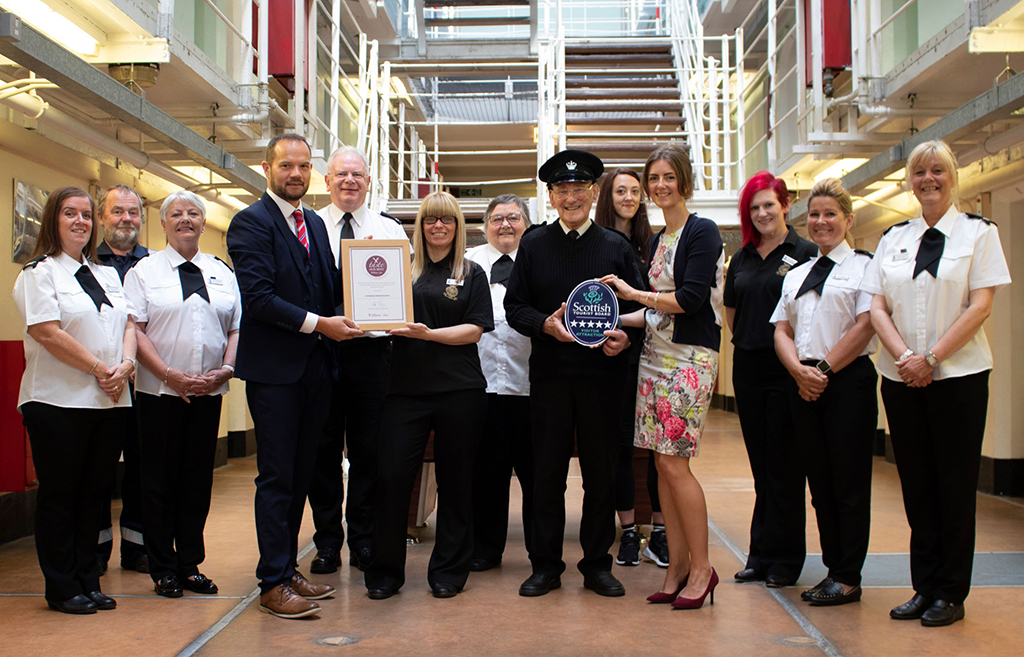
[724,226,815,351]
[388,252,494,396]
[97,241,149,283]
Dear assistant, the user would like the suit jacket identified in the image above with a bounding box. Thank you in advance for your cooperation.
[227,192,341,385]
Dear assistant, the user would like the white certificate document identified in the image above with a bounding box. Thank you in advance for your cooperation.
[341,240,413,330]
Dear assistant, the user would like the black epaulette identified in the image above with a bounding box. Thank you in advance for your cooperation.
[853,248,874,259]
[214,255,234,272]
[380,211,403,225]
[882,220,911,236]
[965,212,996,226]
[22,255,47,270]
[523,222,544,236]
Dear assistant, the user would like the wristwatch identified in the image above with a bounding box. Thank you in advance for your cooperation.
[924,351,939,367]
[815,359,832,375]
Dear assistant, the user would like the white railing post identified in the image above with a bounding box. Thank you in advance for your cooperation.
[810,0,825,136]
[378,60,392,212]
[767,0,777,171]
[735,25,746,187]
[293,0,306,134]
[357,34,368,150]
[329,0,341,154]
[397,102,407,200]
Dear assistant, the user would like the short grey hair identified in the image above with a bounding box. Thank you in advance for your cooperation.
[98,184,143,219]
[484,194,531,225]
[159,190,207,223]
[327,145,370,173]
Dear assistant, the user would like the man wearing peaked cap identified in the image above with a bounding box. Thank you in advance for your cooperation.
[504,149,644,598]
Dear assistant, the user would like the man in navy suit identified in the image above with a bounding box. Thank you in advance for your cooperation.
[227,134,363,618]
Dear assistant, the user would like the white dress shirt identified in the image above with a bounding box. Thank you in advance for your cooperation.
[13,252,133,409]
[124,247,242,396]
[860,206,1011,381]
[265,188,321,334]
[466,243,531,396]
[770,241,877,361]
[558,218,592,236]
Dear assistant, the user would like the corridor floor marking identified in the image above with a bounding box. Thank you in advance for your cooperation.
[176,541,317,657]
[708,518,843,657]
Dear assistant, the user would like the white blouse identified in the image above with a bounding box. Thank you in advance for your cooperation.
[13,252,132,410]
[860,206,1011,381]
[770,241,877,361]
[123,247,242,397]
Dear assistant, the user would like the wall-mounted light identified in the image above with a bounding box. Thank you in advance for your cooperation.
[0,0,98,55]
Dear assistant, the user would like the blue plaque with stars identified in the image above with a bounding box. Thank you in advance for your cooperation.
[564,279,619,347]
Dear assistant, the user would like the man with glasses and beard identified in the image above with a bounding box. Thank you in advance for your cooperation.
[95,184,149,575]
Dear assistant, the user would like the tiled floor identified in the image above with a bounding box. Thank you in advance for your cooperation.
[1,409,1022,656]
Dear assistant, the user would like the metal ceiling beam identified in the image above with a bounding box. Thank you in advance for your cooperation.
[0,11,265,195]
[789,69,1024,220]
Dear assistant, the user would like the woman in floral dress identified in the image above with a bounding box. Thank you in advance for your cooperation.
[602,144,725,609]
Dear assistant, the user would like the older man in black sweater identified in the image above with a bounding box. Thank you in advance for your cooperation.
[505,150,643,597]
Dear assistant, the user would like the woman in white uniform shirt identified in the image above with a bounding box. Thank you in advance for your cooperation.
[124,191,241,599]
[14,186,136,614]
[771,178,877,607]
[861,140,1011,627]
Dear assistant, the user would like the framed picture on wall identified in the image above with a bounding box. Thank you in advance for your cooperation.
[12,180,45,265]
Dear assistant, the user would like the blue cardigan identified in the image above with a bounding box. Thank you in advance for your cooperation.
[648,214,723,351]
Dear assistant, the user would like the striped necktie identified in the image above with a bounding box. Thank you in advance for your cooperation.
[293,208,309,255]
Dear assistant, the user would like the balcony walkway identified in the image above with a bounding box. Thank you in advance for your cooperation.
[1,409,1022,656]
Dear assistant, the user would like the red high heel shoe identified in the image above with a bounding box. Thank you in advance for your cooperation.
[646,574,689,603]
[671,568,718,610]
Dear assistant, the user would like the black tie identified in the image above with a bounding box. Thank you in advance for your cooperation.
[75,266,112,311]
[179,261,209,302]
[568,230,579,241]
[339,213,355,268]
[490,254,513,285]
[796,256,835,298]
[914,227,944,279]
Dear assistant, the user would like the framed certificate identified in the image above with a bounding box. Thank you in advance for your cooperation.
[340,239,414,331]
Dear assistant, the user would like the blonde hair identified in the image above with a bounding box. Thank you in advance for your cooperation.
[411,191,468,282]
[906,140,959,207]
[808,178,854,245]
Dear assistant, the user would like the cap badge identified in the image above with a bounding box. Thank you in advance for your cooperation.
[565,160,577,171]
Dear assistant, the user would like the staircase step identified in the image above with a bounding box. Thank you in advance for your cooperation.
[566,101,683,111]
[425,0,529,6]
[426,17,530,27]
[565,116,686,125]
[565,78,678,89]
[564,42,673,54]
[566,88,679,100]
[566,142,683,152]
[566,54,674,66]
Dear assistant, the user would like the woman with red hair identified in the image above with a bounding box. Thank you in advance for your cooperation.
[724,171,816,588]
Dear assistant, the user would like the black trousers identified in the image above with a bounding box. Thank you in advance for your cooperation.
[247,343,332,593]
[22,402,125,602]
[790,356,877,586]
[881,371,989,604]
[98,400,145,564]
[308,337,391,553]
[136,392,223,582]
[732,347,806,580]
[613,363,661,515]
[529,372,623,577]
[471,393,534,563]
[366,389,487,592]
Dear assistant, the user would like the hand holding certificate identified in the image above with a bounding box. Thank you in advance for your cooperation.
[340,239,414,330]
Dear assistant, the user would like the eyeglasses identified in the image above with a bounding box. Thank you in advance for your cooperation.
[551,185,593,199]
[487,213,523,226]
[423,215,457,225]
[332,170,366,180]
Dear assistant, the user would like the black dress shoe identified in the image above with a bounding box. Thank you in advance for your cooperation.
[519,573,561,597]
[47,594,98,614]
[469,557,501,572]
[890,593,932,620]
[85,590,117,610]
[367,587,395,600]
[310,547,341,574]
[182,573,219,594]
[155,575,184,598]
[801,577,832,601]
[351,546,373,572]
[734,568,765,583]
[121,554,150,573]
[431,583,460,599]
[806,580,862,606]
[920,599,965,627]
[583,571,626,597]
[765,574,795,588]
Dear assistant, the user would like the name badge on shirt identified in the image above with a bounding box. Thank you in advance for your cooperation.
[208,276,224,287]
[446,278,465,286]
[103,283,120,294]
[832,274,850,281]
[778,254,798,276]
[893,249,911,262]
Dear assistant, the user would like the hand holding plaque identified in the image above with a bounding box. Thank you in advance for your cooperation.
[340,239,414,331]
[564,280,620,347]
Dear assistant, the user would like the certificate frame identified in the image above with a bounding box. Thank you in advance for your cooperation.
[340,239,414,331]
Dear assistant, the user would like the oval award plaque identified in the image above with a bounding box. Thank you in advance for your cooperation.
[564,279,620,347]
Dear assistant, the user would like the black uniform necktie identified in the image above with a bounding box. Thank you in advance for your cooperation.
[568,230,579,241]
[490,254,513,285]
[796,256,835,298]
[914,227,945,279]
[74,265,111,311]
[338,212,354,269]
[179,261,209,302]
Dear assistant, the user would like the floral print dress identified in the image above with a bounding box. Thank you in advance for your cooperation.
[634,228,718,457]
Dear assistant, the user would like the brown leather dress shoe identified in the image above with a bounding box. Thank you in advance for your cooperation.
[290,571,336,600]
[259,584,321,619]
